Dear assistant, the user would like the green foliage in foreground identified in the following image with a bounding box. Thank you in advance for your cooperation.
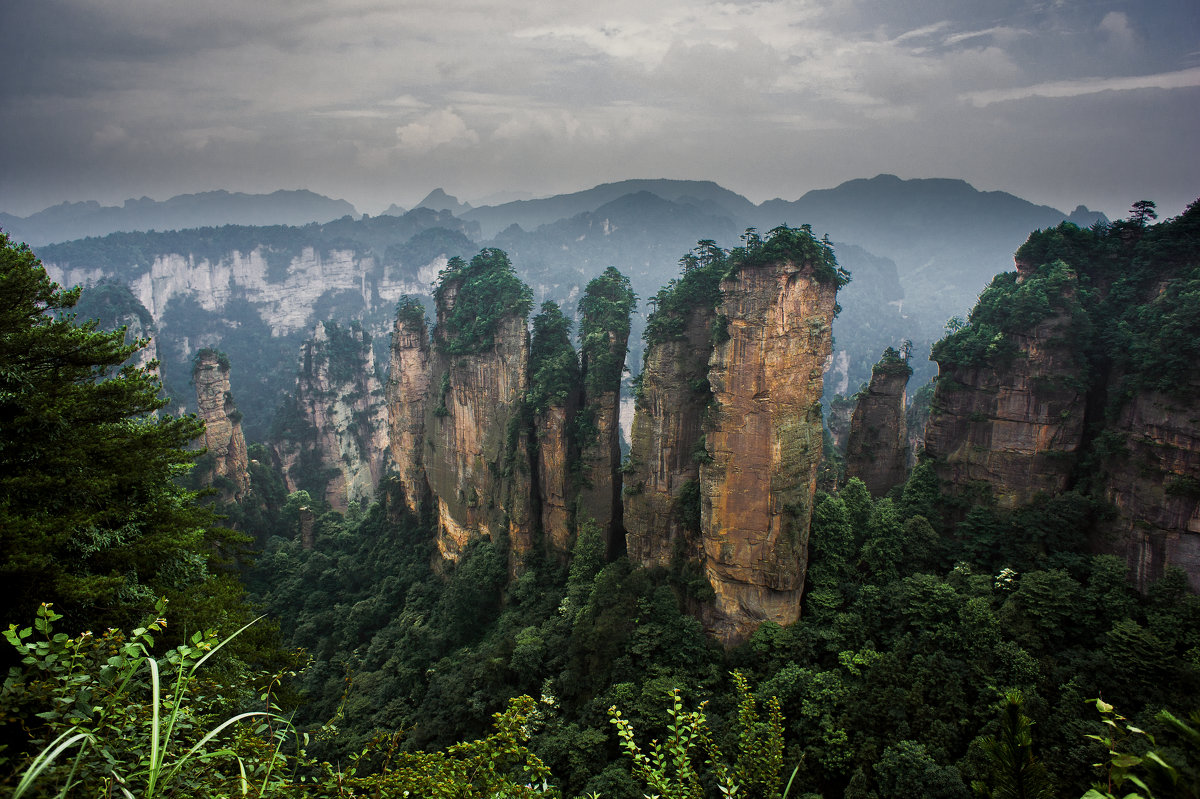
[2,602,294,798]
[0,604,558,798]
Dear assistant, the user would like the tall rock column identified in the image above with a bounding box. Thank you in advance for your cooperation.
[577,267,636,557]
[528,302,580,559]
[424,251,534,565]
[273,321,389,512]
[624,255,723,570]
[385,298,431,515]
[192,349,250,501]
[845,347,912,496]
[700,243,840,645]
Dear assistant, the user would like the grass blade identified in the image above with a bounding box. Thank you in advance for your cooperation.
[13,729,95,799]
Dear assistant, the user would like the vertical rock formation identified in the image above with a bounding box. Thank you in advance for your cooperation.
[700,241,840,644]
[576,267,636,557]
[299,506,316,550]
[924,265,1088,509]
[385,298,431,515]
[273,321,389,511]
[627,229,846,645]
[192,349,251,501]
[535,404,574,555]
[528,301,580,559]
[423,251,534,565]
[624,255,723,570]
[845,347,912,496]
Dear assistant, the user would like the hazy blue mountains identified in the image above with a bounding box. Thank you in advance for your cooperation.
[0,189,358,246]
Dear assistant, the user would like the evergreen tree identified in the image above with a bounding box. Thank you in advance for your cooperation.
[0,233,237,634]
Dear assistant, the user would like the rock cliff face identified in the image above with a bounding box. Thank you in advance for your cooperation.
[624,307,715,569]
[1102,386,1200,590]
[191,350,250,501]
[385,301,431,515]
[626,230,845,645]
[536,404,574,556]
[925,280,1088,509]
[700,258,838,644]
[845,349,912,496]
[423,252,534,565]
[274,321,389,511]
[576,267,637,556]
[924,204,1200,589]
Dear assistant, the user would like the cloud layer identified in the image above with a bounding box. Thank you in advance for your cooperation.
[2,0,1197,218]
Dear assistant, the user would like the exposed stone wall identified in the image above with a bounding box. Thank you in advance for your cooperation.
[274,322,389,512]
[699,261,838,645]
[845,352,911,496]
[424,290,532,564]
[1100,385,1200,591]
[385,309,431,515]
[623,308,716,570]
[192,350,250,501]
[925,309,1088,510]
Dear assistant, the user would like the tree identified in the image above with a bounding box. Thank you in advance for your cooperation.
[971,691,1056,799]
[0,233,235,635]
[1129,200,1158,227]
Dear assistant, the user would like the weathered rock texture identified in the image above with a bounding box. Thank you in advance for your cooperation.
[624,307,716,569]
[576,267,637,557]
[536,404,574,557]
[825,393,855,453]
[1101,385,1200,591]
[924,205,1200,590]
[575,384,622,552]
[424,278,533,565]
[700,260,838,644]
[925,305,1088,510]
[274,321,389,511]
[385,303,431,515]
[845,349,912,496]
[191,350,250,501]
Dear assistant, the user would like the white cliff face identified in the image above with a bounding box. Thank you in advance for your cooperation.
[44,247,434,337]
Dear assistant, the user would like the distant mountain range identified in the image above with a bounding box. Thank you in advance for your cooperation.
[23,174,1118,431]
[0,189,357,246]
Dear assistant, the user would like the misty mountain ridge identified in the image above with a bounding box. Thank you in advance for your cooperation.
[415,188,472,215]
[29,174,1109,431]
[0,189,358,247]
[461,178,759,239]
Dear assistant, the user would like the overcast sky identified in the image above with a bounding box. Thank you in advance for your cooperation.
[2,0,1197,219]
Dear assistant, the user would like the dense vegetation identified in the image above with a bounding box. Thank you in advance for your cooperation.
[230,467,1200,799]
[645,226,848,348]
[433,249,534,355]
[4,214,1200,798]
[0,234,249,640]
[933,199,1200,404]
[529,302,580,415]
[930,259,1085,369]
[578,267,636,397]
